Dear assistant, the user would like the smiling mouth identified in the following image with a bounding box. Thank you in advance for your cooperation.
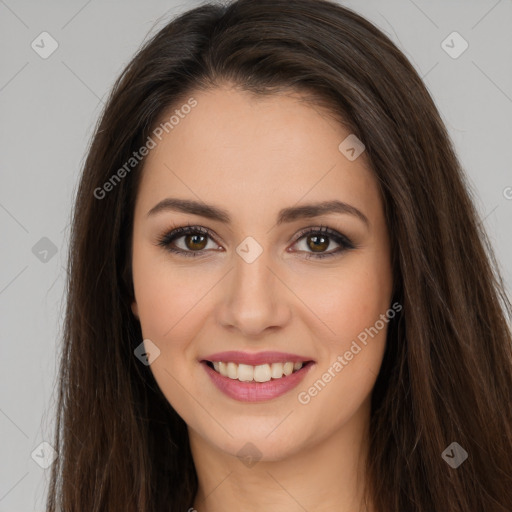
[203,360,314,383]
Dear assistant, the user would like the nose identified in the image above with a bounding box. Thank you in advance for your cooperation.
[217,248,292,338]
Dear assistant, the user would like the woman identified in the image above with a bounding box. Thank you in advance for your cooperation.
[46,0,512,510]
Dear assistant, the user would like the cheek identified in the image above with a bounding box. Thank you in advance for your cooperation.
[299,255,392,344]
[132,244,205,338]
[132,266,174,338]
[131,252,207,413]
[293,253,392,405]
[295,267,390,425]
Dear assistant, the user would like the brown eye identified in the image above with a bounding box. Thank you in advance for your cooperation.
[292,226,355,260]
[184,233,208,251]
[157,224,355,260]
[306,234,329,253]
[156,225,220,257]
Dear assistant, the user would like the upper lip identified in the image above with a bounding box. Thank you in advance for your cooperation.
[201,351,315,366]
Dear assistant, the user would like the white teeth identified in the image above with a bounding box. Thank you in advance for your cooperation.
[253,364,271,383]
[270,362,283,379]
[211,361,305,382]
[227,362,238,379]
[283,362,294,376]
[237,363,254,382]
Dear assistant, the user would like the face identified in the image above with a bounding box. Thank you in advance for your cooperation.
[130,84,393,462]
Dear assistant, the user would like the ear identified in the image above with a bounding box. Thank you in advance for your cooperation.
[131,301,139,319]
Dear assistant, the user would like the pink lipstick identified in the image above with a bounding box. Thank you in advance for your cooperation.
[200,351,315,402]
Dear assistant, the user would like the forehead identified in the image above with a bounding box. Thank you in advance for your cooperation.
[135,85,381,227]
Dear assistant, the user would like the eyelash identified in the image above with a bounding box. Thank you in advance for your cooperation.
[155,223,355,260]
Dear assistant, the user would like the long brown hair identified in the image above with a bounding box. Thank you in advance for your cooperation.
[45,0,512,510]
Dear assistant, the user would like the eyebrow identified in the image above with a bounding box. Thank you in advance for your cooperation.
[146,197,369,227]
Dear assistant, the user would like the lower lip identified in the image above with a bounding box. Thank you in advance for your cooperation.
[201,361,315,402]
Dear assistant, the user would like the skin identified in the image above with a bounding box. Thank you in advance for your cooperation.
[130,83,392,512]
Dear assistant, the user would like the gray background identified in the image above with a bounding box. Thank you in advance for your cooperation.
[1,0,511,510]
